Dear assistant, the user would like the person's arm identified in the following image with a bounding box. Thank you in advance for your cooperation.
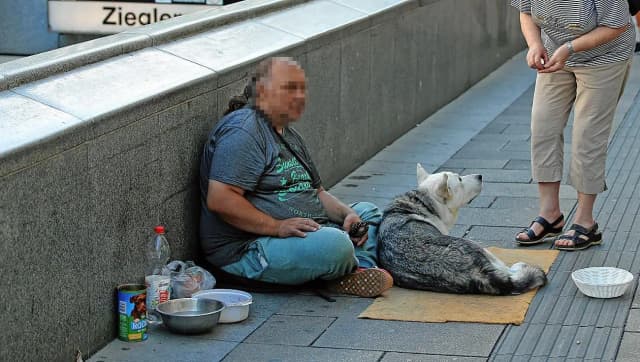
[540,25,628,73]
[207,180,320,238]
[519,12,548,70]
[317,187,367,246]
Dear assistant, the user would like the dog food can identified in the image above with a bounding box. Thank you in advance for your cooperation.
[117,284,148,342]
[145,274,171,324]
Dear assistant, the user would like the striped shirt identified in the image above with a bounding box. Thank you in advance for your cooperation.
[511,0,635,66]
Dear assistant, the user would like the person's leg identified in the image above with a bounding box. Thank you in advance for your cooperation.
[556,60,631,248]
[349,201,382,268]
[222,227,358,285]
[516,69,575,242]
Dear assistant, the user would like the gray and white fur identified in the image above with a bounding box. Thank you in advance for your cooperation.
[378,164,547,295]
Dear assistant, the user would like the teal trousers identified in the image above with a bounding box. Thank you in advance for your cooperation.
[221,202,381,285]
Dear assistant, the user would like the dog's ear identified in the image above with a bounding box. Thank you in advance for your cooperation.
[417,163,430,185]
[436,173,451,201]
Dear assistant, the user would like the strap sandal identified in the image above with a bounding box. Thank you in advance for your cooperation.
[554,223,602,251]
[516,214,564,245]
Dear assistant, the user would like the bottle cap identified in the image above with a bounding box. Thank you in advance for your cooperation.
[154,225,165,234]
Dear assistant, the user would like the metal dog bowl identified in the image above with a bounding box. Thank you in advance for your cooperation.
[156,298,224,334]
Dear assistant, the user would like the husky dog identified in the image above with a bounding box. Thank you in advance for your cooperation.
[378,164,547,295]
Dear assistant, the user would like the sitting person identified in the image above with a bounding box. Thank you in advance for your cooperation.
[199,57,393,297]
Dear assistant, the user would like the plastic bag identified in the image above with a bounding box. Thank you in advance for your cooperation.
[163,260,216,298]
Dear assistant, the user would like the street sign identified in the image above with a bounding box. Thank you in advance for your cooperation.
[48,1,221,34]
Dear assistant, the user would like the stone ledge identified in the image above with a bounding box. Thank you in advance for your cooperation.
[0,0,309,91]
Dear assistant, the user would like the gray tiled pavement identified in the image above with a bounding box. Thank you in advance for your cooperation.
[90,52,640,361]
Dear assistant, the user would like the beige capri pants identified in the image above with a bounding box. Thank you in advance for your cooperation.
[531,59,631,194]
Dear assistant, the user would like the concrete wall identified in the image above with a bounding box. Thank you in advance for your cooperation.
[0,0,524,360]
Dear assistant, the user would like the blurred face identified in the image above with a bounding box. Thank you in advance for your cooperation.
[257,60,306,127]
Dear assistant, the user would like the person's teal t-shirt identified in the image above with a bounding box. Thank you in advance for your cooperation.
[199,107,327,267]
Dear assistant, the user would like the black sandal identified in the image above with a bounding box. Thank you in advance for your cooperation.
[554,223,602,251]
[516,214,564,245]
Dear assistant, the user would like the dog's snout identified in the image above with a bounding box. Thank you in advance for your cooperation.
[475,174,483,181]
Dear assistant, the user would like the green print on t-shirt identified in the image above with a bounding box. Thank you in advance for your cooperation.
[275,154,313,202]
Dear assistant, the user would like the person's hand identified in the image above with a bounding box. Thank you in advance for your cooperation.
[276,218,320,238]
[343,213,368,247]
[539,44,569,73]
[526,44,548,71]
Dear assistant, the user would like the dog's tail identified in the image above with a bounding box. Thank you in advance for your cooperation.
[508,262,547,294]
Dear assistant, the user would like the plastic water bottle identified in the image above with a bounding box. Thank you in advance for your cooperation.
[147,225,170,275]
[146,225,171,324]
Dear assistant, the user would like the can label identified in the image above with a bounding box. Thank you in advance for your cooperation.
[117,284,148,342]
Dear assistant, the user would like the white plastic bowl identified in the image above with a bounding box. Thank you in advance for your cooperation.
[192,289,252,323]
[571,267,634,298]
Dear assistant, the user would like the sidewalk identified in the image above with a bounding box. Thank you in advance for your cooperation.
[89,52,640,362]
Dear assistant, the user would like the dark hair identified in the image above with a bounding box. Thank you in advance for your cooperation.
[222,57,295,116]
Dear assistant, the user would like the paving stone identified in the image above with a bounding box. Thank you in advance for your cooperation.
[583,326,612,360]
[481,183,576,198]
[580,298,605,326]
[456,139,509,152]
[222,343,383,362]
[501,124,532,135]
[457,208,546,228]
[356,160,440,176]
[615,331,640,361]
[380,352,485,361]
[450,224,470,238]
[465,226,524,244]
[531,324,562,356]
[491,324,526,355]
[435,167,465,174]
[490,197,576,210]
[453,149,531,161]
[477,122,509,134]
[87,330,237,362]
[276,295,373,318]
[467,196,494,208]
[633,279,640,308]
[500,139,531,152]
[340,172,419,188]
[328,193,393,210]
[313,318,504,356]
[548,325,579,357]
[442,159,509,169]
[462,169,531,183]
[503,159,530,170]
[329,183,410,199]
[244,315,335,346]
[202,292,292,343]
[567,325,595,358]
[513,324,544,356]
[372,146,461,164]
[602,327,624,361]
[489,355,513,362]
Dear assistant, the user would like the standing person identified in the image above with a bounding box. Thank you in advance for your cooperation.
[511,1,635,250]
[199,57,393,297]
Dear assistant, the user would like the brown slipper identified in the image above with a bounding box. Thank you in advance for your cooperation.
[326,268,393,298]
